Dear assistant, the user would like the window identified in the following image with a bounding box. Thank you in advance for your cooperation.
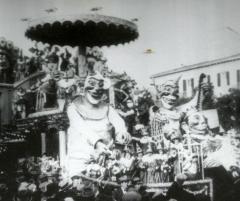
[191,78,194,95]
[183,80,187,96]
[226,71,230,85]
[191,78,194,89]
[217,73,221,87]
[237,70,240,88]
[207,75,211,83]
[183,80,187,91]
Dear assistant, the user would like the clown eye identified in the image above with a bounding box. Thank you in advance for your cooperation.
[88,79,97,87]
[192,122,199,126]
[173,90,179,96]
[165,87,171,92]
[193,115,200,120]
[98,81,104,88]
[162,92,170,96]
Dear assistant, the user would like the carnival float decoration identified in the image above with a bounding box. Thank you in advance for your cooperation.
[13,14,138,118]
[0,37,22,83]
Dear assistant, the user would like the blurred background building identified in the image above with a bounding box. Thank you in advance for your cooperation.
[151,53,240,98]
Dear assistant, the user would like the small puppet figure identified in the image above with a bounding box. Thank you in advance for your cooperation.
[181,110,239,175]
[14,87,27,119]
[141,142,159,184]
[60,48,71,72]
[117,98,137,135]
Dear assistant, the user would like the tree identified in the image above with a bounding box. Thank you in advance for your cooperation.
[216,89,240,130]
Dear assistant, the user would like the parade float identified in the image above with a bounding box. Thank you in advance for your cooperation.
[14,13,137,158]
[0,14,221,200]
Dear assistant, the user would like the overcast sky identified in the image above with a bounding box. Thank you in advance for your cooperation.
[1,0,240,87]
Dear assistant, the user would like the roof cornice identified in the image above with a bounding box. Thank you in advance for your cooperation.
[151,53,240,79]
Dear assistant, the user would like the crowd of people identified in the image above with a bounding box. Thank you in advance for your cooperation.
[0,154,227,201]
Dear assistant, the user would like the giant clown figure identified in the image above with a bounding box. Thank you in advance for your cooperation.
[150,77,184,141]
[66,72,131,176]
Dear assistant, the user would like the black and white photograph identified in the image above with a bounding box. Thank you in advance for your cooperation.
[0,0,240,201]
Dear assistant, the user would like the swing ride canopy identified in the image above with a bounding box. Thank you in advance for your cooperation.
[25,14,139,47]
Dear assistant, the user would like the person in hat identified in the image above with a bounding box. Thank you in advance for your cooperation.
[15,181,37,201]
[113,175,130,201]
[71,175,81,189]
[38,174,50,193]
[78,185,95,201]
[130,177,143,192]
[164,173,197,201]
[0,171,11,201]
[66,72,131,176]
[0,183,9,201]
[44,182,59,201]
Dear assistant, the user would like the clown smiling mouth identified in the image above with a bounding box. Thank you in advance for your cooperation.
[162,96,176,105]
[89,91,104,100]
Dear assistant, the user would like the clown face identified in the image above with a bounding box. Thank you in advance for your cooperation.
[161,86,178,109]
[162,122,181,141]
[159,82,179,110]
[120,180,128,191]
[84,77,105,105]
[188,112,208,135]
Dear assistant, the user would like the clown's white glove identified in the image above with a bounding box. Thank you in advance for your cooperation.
[95,141,111,155]
[135,124,144,131]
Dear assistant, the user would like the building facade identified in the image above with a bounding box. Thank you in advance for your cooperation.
[151,54,240,98]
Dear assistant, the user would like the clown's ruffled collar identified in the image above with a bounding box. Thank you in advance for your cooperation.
[157,106,182,120]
